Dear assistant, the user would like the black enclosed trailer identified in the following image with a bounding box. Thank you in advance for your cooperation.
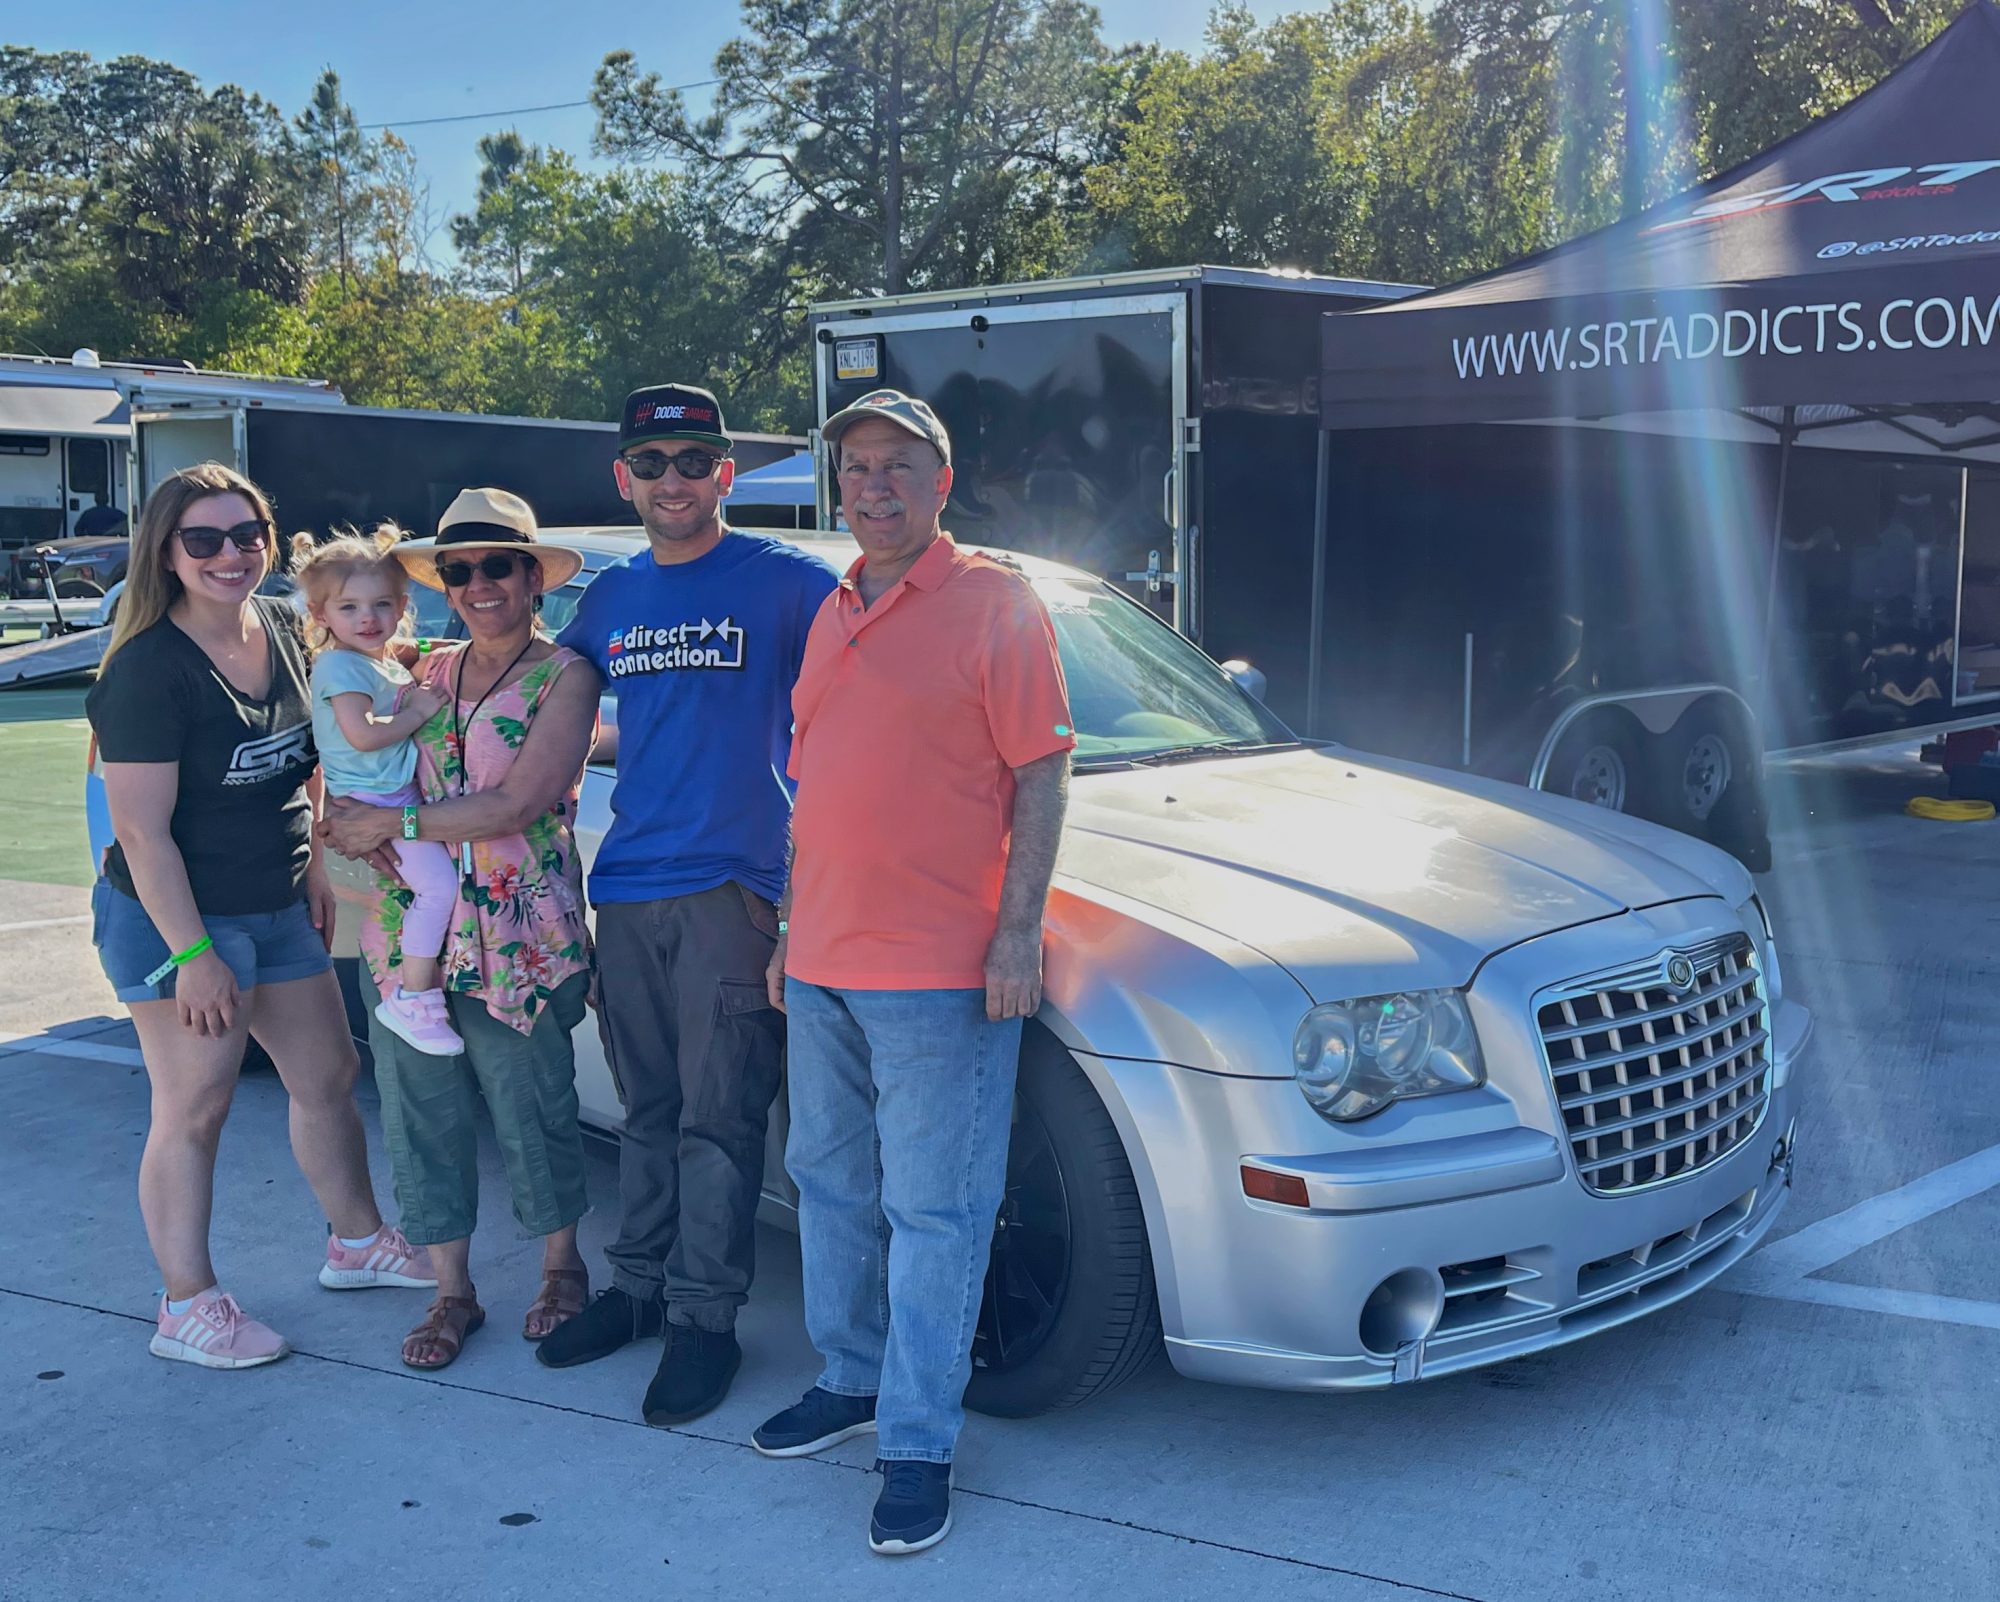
[1314,0,2000,868]
[130,400,802,538]
[808,267,1415,703]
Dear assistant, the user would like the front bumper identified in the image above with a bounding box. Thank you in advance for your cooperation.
[1091,899,1810,1392]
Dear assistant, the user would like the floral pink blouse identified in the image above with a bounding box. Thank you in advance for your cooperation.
[359,644,593,1035]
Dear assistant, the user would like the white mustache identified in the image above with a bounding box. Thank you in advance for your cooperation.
[856,500,906,517]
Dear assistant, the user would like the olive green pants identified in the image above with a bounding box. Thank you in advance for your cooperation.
[369,972,591,1247]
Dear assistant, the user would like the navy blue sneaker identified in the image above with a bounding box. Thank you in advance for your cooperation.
[751,1386,878,1458]
[869,1460,953,1555]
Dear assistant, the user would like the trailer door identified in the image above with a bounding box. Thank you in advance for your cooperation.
[131,407,244,503]
[816,294,1189,627]
[63,436,116,535]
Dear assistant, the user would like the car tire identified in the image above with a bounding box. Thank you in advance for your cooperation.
[965,1030,1163,1418]
[1544,713,1639,813]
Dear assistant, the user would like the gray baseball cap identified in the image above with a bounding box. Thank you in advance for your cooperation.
[822,388,952,465]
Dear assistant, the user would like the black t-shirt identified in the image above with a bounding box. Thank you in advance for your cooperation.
[86,596,318,914]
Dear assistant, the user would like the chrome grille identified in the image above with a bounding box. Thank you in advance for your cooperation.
[1537,935,1770,1195]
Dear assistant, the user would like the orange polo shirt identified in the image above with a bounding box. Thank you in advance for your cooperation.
[785,533,1075,990]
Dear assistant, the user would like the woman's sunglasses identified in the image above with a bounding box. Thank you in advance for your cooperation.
[434,551,529,587]
[174,519,273,559]
[623,448,725,481]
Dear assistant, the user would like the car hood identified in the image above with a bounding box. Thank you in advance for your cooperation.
[1058,746,1750,1001]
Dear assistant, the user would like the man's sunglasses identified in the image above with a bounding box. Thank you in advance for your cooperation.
[434,551,529,588]
[174,519,273,559]
[623,448,726,481]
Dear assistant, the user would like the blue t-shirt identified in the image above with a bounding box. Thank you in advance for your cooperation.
[557,530,840,904]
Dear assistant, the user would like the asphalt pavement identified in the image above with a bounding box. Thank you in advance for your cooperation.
[2,706,1998,1601]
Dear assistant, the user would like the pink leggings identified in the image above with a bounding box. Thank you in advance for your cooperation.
[343,784,459,965]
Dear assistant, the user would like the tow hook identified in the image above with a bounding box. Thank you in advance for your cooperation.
[1392,1339,1426,1384]
[1771,1117,1798,1183]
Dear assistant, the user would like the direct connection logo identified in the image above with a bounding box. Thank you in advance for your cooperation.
[604,618,747,677]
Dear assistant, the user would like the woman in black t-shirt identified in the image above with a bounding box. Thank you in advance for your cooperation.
[86,464,434,1370]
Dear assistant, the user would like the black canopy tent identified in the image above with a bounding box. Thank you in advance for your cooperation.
[1312,0,2000,744]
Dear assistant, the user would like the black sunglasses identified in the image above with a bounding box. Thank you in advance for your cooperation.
[623,448,725,481]
[174,519,273,559]
[434,551,530,587]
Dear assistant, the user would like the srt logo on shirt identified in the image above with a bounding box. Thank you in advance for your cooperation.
[223,722,313,786]
[605,618,747,678]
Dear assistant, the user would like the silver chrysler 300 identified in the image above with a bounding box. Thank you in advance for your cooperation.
[313,528,1810,1417]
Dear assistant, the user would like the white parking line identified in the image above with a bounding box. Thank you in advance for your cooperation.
[1736,1140,2000,1330]
[0,1030,144,1066]
[0,914,90,934]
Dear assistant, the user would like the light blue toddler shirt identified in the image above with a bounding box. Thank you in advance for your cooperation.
[310,648,418,797]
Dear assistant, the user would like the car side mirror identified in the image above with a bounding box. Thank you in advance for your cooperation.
[1220,659,1268,702]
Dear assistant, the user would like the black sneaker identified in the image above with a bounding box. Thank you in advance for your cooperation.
[534,1286,664,1370]
[641,1323,741,1426]
[869,1460,953,1555]
[751,1386,879,1458]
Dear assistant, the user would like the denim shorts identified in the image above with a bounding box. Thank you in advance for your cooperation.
[91,879,332,1003]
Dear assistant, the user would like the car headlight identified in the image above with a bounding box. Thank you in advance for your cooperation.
[1292,989,1486,1122]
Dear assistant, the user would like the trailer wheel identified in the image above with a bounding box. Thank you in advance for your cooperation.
[1650,704,1772,869]
[1661,705,1737,826]
[1545,715,1637,812]
[965,1031,1162,1417]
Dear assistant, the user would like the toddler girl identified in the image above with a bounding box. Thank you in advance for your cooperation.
[293,528,464,1055]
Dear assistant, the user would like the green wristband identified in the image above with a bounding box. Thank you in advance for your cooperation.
[402,805,420,841]
[144,934,213,988]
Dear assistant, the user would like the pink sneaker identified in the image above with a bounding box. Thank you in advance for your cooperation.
[319,1224,439,1290]
[374,986,465,1057]
[150,1289,289,1370]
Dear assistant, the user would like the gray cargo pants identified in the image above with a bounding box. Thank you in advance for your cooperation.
[595,882,786,1331]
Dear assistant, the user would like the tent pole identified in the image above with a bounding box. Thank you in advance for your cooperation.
[1758,405,1797,701]
[1307,428,1331,738]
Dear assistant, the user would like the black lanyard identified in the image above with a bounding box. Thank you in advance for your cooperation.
[451,639,534,797]
[449,639,533,878]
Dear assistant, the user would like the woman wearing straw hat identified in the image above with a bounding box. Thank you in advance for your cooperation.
[320,488,600,1369]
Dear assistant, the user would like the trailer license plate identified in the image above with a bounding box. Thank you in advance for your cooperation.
[835,337,880,381]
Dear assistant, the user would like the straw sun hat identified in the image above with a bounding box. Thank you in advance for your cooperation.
[392,487,585,593]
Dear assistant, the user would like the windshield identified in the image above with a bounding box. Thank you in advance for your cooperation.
[1031,576,1295,766]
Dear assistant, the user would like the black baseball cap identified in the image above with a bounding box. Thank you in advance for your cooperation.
[619,383,732,454]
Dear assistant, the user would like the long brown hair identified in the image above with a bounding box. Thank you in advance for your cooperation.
[102,463,280,668]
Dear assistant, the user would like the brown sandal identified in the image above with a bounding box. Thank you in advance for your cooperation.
[523,1268,590,1341]
[401,1295,485,1370]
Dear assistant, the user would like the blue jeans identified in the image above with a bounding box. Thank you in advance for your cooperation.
[782,980,1022,1463]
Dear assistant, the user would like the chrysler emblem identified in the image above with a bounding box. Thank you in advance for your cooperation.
[1665,955,1698,992]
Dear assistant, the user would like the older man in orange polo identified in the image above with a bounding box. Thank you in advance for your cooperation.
[751,390,1072,1555]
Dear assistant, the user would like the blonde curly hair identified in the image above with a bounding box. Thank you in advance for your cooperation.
[289,524,416,655]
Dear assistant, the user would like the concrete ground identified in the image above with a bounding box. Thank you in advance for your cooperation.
[3,697,1999,1600]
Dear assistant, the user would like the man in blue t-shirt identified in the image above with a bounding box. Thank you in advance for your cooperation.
[542,382,837,1428]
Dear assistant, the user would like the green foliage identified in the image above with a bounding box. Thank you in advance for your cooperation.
[0,8,1975,424]
[592,0,1108,297]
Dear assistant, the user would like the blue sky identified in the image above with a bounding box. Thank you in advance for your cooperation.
[16,0,1288,257]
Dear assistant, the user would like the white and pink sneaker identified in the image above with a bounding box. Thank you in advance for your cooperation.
[374,987,465,1057]
[319,1224,439,1290]
[150,1289,289,1370]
